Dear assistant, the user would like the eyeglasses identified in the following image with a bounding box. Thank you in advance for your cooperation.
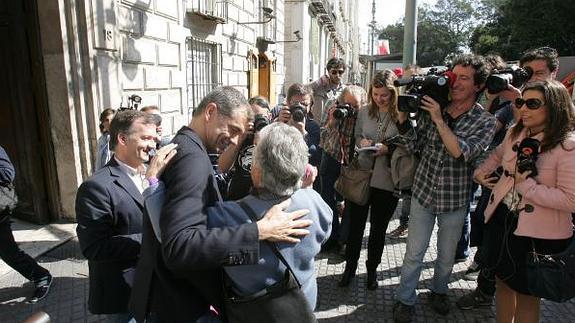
[514,98,545,110]
[330,69,345,75]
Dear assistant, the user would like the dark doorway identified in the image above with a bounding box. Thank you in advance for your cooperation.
[0,0,57,223]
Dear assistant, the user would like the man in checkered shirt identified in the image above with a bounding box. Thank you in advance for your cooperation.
[393,54,496,323]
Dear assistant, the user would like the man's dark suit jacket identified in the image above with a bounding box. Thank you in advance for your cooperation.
[75,158,143,314]
[130,126,260,323]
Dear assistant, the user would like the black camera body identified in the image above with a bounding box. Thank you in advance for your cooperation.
[485,66,532,94]
[395,69,452,113]
[333,104,356,119]
[289,103,307,123]
[253,114,269,132]
[516,137,540,177]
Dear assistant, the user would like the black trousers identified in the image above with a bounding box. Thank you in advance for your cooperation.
[0,211,49,282]
[345,188,399,270]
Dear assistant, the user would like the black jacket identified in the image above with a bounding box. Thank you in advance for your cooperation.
[130,127,260,323]
[75,158,143,314]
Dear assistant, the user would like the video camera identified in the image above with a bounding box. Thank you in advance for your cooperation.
[485,66,532,94]
[333,104,356,120]
[516,137,540,177]
[119,94,142,111]
[289,103,307,123]
[394,68,454,113]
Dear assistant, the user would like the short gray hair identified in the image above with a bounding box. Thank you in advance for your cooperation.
[192,86,249,118]
[254,123,308,196]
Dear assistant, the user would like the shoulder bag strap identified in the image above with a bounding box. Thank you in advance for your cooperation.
[237,200,302,287]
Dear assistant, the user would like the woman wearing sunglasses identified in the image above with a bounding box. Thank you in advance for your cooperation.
[473,80,575,322]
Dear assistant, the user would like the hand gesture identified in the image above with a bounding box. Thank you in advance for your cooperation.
[146,143,178,179]
[474,171,500,189]
[277,107,291,123]
[257,198,312,243]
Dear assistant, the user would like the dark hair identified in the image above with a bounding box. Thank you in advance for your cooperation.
[510,80,575,152]
[192,86,249,118]
[484,54,507,71]
[99,108,116,133]
[248,96,270,111]
[326,57,346,71]
[286,83,314,103]
[367,70,399,122]
[109,110,157,151]
[519,46,559,73]
[451,54,490,86]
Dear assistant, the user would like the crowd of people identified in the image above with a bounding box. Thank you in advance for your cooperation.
[0,46,562,323]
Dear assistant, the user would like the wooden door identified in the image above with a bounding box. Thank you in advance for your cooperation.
[0,0,54,223]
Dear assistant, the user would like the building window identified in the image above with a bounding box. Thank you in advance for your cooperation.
[186,37,222,112]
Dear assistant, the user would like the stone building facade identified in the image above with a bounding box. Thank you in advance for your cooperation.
[0,0,359,222]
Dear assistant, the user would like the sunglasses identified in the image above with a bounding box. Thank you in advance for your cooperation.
[514,98,544,110]
[330,70,345,75]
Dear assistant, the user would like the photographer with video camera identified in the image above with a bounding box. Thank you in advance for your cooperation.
[392,54,497,322]
[472,80,575,322]
[276,83,322,168]
[318,85,366,251]
[338,70,414,290]
[218,96,271,200]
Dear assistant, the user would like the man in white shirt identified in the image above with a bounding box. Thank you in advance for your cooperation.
[76,110,176,322]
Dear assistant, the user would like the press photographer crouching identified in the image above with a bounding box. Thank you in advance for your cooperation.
[473,80,575,322]
[338,70,415,290]
[392,54,497,322]
[318,85,366,251]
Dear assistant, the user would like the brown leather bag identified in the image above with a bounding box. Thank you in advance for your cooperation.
[334,158,372,206]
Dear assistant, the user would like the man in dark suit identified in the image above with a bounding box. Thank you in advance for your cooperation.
[130,87,312,322]
[76,110,176,322]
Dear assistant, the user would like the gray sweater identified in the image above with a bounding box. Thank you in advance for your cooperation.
[354,107,399,192]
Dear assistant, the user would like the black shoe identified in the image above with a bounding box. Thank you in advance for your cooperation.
[456,288,493,310]
[429,291,450,315]
[366,270,378,290]
[338,265,356,287]
[393,301,414,323]
[27,274,53,304]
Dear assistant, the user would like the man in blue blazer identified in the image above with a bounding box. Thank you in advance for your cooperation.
[76,110,176,321]
[129,87,313,323]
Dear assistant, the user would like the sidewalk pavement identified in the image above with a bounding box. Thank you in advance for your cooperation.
[1,203,574,322]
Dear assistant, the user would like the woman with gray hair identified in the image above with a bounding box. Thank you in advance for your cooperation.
[207,122,332,312]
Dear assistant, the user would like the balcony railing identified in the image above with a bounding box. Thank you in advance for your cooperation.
[186,0,228,24]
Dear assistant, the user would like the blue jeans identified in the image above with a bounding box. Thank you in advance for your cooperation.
[319,152,342,242]
[395,199,467,305]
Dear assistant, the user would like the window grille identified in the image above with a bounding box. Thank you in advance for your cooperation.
[186,38,222,112]
[186,0,228,23]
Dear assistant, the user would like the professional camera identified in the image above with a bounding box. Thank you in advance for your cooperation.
[333,104,356,119]
[289,103,307,123]
[485,66,532,94]
[253,114,269,132]
[119,94,142,111]
[516,137,540,177]
[394,69,454,113]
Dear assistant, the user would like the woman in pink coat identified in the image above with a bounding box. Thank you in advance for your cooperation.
[474,80,575,323]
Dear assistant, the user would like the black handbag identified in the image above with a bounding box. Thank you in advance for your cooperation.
[223,201,316,323]
[526,235,575,302]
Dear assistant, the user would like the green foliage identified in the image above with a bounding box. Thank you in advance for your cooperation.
[377,0,476,67]
[470,0,575,59]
